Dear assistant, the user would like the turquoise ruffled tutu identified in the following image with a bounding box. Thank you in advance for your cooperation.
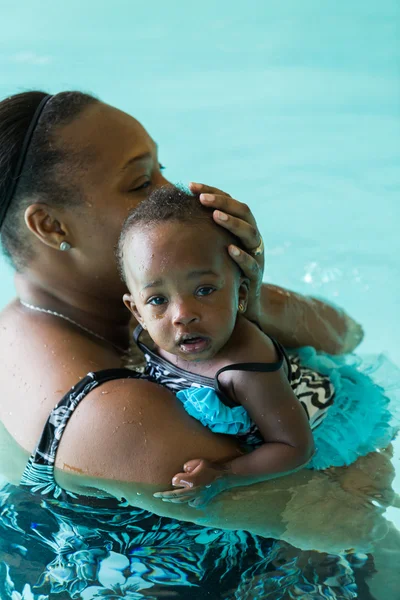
[176,349,400,470]
[292,348,400,469]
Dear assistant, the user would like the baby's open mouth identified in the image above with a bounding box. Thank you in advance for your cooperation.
[177,334,211,354]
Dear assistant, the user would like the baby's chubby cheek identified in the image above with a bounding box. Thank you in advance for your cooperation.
[146,314,171,342]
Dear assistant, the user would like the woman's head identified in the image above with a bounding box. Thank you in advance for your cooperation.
[0,91,97,269]
[119,186,249,361]
[0,91,167,303]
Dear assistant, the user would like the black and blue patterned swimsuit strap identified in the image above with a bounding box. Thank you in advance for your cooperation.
[133,325,292,408]
[20,368,149,505]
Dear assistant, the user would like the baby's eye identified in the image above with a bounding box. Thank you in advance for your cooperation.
[196,286,216,297]
[147,296,167,306]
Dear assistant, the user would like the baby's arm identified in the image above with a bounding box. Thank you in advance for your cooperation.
[154,318,315,505]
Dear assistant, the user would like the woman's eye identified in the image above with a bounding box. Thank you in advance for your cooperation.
[196,286,215,297]
[148,296,167,306]
[130,180,151,192]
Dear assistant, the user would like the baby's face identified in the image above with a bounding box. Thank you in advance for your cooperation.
[123,220,248,362]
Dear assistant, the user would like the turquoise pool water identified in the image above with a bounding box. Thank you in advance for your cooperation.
[0,1,399,598]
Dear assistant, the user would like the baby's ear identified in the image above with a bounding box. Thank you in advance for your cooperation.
[238,278,250,313]
[123,294,144,325]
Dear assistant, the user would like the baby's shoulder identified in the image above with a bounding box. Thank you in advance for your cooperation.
[224,317,278,364]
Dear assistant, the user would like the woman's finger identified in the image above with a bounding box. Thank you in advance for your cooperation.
[153,488,198,499]
[228,245,263,285]
[189,182,231,198]
[212,210,260,251]
[162,497,193,504]
[199,193,257,227]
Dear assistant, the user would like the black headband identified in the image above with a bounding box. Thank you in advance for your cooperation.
[0,94,53,228]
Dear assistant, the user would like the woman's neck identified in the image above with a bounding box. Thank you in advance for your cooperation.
[15,272,132,351]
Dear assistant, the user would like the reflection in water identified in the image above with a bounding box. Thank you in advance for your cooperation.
[0,482,378,599]
[0,419,399,599]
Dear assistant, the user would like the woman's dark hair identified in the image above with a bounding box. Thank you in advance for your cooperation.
[117,185,241,283]
[0,90,98,270]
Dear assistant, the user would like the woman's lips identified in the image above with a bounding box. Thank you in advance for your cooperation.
[178,336,211,354]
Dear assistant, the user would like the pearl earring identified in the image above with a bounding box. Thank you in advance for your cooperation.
[60,241,71,251]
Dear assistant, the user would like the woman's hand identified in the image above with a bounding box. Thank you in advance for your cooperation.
[153,458,228,508]
[190,182,264,324]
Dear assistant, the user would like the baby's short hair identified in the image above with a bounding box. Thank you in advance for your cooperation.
[117,185,240,284]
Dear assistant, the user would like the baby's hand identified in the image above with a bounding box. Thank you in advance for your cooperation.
[153,459,227,508]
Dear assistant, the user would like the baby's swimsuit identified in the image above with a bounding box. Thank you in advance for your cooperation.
[19,328,398,502]
[134,325,397,469]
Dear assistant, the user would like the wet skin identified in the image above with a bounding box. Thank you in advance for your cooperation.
[0,100,362,497]
[122,220,249,367]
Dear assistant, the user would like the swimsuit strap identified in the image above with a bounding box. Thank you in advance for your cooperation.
[133,323,144,345]
[214,337,292,407]
[134,324,293,408]
[20,367,148,504]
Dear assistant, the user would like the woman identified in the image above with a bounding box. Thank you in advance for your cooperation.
[0,90,363,509]
[2,92,400,600]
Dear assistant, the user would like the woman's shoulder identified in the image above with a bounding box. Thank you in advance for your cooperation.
[0,300,121,452]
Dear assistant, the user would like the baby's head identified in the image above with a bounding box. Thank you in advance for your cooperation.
[117,185,249,361]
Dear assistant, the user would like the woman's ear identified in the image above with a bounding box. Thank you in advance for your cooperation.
[238,278,250,314]
[24,204,71,250]
[123,294,145,326]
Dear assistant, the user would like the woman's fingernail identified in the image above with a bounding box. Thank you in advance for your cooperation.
[172,477,180,485]
[200,193,213,202]
[216,211,228,221]
[229,245,241,257]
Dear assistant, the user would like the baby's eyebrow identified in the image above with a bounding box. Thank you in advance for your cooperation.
[142,279,163,290]
[187,270,218,279]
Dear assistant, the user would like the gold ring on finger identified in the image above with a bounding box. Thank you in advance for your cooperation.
[250,236,264,257]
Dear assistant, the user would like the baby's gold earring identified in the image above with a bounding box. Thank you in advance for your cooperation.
[238,303,245,313]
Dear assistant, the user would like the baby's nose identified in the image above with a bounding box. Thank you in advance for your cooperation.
[172,303,199,326]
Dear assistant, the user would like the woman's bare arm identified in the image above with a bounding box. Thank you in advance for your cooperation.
[258,284,364,354]
[55,377,242,486]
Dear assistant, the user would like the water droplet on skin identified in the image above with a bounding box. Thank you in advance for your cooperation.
[101,391,109,395]
[136,492,142,496]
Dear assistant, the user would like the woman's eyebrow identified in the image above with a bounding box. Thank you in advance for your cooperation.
[120,143,159,174]
[120,152,153,173]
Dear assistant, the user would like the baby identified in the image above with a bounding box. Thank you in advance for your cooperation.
[117,186,396,507]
